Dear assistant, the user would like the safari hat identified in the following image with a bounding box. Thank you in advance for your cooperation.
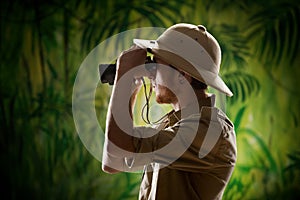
[133,23,233,96]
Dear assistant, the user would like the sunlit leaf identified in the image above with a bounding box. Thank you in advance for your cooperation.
[234,105,247,131]
[223,71,260,103]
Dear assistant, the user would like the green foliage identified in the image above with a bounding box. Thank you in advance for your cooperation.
[210,24,250,71]
[246,1,300,66]
[1,0,300,199]
[224,71,260,104]
[285,151,300,172]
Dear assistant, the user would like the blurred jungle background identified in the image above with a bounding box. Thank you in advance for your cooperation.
[1,0,300,199]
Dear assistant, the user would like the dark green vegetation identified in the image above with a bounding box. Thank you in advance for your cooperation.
[1,0,300,199]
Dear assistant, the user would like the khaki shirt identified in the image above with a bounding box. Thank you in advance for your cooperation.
[103,96,237,200]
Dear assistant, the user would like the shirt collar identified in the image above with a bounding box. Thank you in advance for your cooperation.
[167,94,216,126]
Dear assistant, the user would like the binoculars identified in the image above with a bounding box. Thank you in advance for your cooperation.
[99,56,155,85]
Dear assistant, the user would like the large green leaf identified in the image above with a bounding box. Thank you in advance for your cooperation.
[223,71,260,103]
[246,2,300,66]
[210,24,250,71]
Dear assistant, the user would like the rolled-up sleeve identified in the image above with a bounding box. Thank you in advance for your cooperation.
[124,127,160,170]
[102,126,164,172]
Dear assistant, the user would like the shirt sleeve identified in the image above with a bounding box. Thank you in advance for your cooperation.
[129,109,236,173]
[165,109,236,173]
[128,114,203,170]
[111,107,236,173]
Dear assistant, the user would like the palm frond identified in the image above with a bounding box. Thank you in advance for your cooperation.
[79,0,189,52]
[223,71,260,103]
[246,2,300,66]
[210,24,250,71]
[239,127,278,172]
[233,105,247,131]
